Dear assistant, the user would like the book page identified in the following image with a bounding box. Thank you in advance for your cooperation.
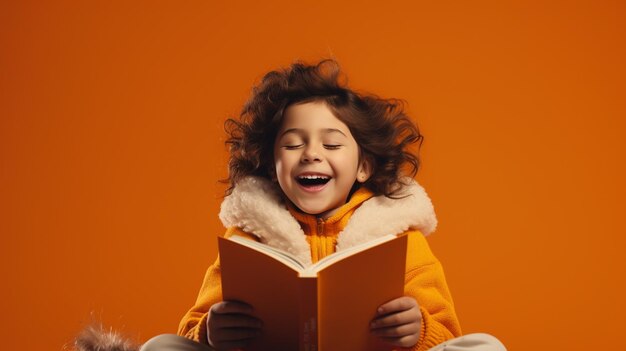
[228,235,306,271]
[301,234,398,277]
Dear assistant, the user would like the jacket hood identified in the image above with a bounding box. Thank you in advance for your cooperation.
[219,176,438,267]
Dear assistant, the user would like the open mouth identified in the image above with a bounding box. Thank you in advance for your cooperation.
[296,174,331,187]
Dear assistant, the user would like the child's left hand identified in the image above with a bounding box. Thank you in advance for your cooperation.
[370,296,422,349]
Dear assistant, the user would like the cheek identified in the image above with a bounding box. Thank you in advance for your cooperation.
[332,152,360,176]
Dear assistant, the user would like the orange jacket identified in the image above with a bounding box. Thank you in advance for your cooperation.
[178,177,461,350]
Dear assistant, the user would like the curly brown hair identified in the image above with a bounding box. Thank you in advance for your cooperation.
[223,59,423,198]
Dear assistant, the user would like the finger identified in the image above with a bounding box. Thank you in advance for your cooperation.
[210,300,254,315]
[371,322,420,338]
[211,327,262,342]
[371,307,421,329]
[376,296,417,316]
[210,314,263,329]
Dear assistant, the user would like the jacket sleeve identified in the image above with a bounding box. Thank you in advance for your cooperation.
[177,227,259,344]
[401,230,462,351]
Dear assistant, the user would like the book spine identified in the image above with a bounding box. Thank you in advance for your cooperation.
[299,277,318,351]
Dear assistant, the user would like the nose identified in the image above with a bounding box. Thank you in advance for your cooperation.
[301,144,322,163]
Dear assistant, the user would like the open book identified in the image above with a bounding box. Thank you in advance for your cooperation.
[218,233,408,351]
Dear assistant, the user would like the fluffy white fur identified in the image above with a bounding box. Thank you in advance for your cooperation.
[219,176,437,268]
[73,324,138,351]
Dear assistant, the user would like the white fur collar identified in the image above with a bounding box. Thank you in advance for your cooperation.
[218,176,437,267]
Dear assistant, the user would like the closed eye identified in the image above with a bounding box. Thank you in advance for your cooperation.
[283,144,304,150]
[324,144,341,150]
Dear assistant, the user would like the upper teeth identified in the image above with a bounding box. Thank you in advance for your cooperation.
[299,175,329,179]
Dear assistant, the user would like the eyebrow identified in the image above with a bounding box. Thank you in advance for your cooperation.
[278,128,348,138]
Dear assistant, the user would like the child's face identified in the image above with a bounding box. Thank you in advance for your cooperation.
[273,101,371,218]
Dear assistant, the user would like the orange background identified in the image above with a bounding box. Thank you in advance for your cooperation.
[1,1,625,350]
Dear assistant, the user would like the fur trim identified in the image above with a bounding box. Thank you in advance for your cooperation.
[336,178,437,251]
[219,177,312,266]
[72,324,139,351]
[219,176,437,267]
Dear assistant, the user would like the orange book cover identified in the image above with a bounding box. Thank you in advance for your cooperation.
[218,234,407,351]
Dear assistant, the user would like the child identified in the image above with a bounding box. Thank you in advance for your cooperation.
[139,59,506,351]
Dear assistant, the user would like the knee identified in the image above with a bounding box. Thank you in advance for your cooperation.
[139,334,179,351]
[139,334,210,351]
[460,333,507,351]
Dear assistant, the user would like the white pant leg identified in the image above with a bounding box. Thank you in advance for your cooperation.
[427,333,506,351]
[140,334,214,351]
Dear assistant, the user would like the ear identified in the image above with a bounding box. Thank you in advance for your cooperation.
[356,156,373,183]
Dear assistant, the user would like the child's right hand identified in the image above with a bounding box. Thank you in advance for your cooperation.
[207,300,263,350]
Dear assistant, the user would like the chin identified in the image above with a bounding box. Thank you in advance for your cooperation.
[294,202,330,216]
[298,205,326,215]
